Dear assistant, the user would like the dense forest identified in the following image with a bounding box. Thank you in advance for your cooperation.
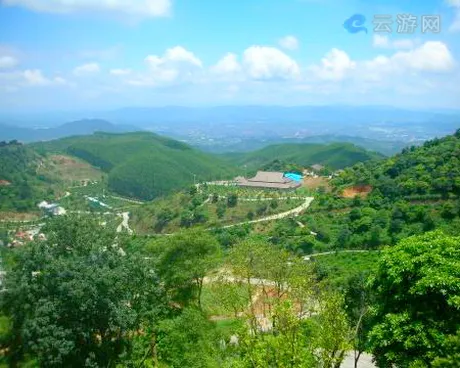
[264,130,460,255]
[333,130,460,198]
[222,142,383,172]
[32,132,236,200]
[1,216,459,367]
[0,141,55,211]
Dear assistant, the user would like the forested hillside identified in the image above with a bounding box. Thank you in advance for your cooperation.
[223,142,383,172]
[33,132,237,200]
[333,129,460,199]
[0,141,54,211]
[277,129,460,254]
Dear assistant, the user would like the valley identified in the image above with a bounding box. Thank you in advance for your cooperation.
[1,128,460,368]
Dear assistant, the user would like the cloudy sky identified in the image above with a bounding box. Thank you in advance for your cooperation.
[0,0,459,111]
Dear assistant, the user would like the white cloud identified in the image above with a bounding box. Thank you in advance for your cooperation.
[391,41,455,72]
[0,56,18,69]
[161,46,202,67]
[279,36,299,51]
[73,62,100,76]
[373,35,417,50]
[128,46,203,86]
[23,70,67,86]
[0,69,67,88]
[211,53,241,75]
[310,48,356,81]
[447,0,460,7]
[243,46,300,80]
[2,0,171,18]
[110,68,132,76]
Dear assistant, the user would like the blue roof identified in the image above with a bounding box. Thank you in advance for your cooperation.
[284,173,303,182]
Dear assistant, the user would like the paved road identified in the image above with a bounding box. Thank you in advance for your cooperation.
[341,352,376,368]
[303,250,373,261]
[222,197,314,229]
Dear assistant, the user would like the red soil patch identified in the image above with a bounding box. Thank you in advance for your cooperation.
[0,180,11,186]
[341,185,373,198]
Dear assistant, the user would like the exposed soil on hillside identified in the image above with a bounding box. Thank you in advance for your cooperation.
[0,212,41,221]
[341,185,373,198]
[303,177,330,190]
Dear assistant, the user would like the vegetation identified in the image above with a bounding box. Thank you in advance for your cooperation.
[32,132,236,200]
[223,142,383,172]
[0,141,55,212]
[369,231,460,367]
[2,128,460,367]
[333,129,460,199]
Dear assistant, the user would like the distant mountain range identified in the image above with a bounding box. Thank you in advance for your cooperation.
[1,105,458,154]
[0,119,140,143]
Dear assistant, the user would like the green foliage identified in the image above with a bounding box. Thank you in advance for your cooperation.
[32,132,236,200]
[333,132,460,199]
[1,215,166,367]
[224,142,383,171]
[227,193,238,207]
[156,308,222,368]
[0,142,53,211]
[310,292,352,368]
[369,231,460,367]
[148,229,222,307]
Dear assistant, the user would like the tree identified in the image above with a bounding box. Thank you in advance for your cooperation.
[1,215,166,367]
[156,308,221,368]
[216,203,226,219]
[311,291,351,368]
[432,331,460,367]
[344,273,374,368]
[149,229,222,308]
[227,193,238,208]
[369,231,460,367]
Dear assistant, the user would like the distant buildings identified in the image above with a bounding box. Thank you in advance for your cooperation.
[38,201,66,216]
[235,171,302,190]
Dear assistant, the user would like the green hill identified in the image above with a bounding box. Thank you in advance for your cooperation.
[333,129,460,199]
[32,132,236,200]
[288,129,460,253]
[223,142,384,171]
[0,141,54,211]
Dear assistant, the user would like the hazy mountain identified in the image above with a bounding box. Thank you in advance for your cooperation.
[0,119,140,143]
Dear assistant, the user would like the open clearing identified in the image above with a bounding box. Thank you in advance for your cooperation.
[341,185,373,198]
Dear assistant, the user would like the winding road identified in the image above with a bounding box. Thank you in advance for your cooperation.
[222,197,314,229]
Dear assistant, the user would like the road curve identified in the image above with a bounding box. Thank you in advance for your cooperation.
[222,197,314,229]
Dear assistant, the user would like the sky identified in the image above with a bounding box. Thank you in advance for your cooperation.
[0,0,460,112]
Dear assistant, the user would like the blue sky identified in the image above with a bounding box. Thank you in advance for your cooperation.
[0,0,459,111]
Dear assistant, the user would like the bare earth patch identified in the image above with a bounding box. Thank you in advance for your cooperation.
[48,155,103,182]
[303,176,330,190]
[0,212,41,221]
[341,185,373,198]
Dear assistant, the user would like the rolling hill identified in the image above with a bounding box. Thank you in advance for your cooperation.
[32,132,237,200]
[0,119,139,143]
[0,141,55,211]
[333,129,460,199]
[223,142,384,171]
